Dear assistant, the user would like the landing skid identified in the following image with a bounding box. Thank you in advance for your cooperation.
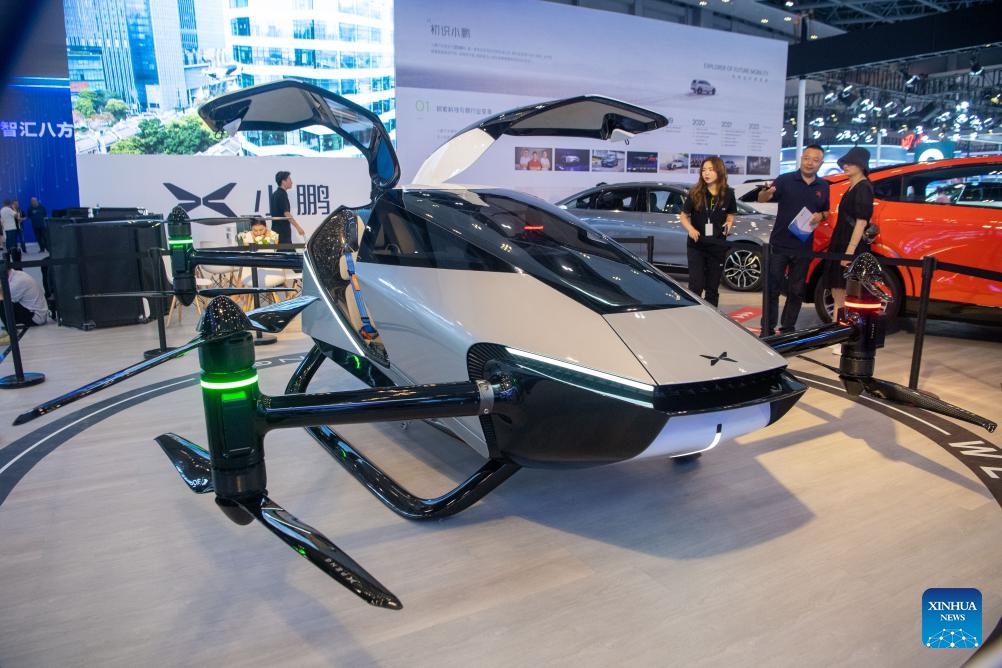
[287,345,522,520]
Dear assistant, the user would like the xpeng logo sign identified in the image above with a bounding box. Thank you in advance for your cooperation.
[922,588,981,649]
[163,182,237,216]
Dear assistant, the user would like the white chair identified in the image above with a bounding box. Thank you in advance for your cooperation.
[197,240,238,289]
[161,255,212,326]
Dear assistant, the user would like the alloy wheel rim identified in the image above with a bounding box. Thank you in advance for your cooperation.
[723,248,761,290]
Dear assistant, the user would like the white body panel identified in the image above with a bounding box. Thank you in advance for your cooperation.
[302,250,788,460]
[412,128,495,186]
[356,264,657,385]
[603,307,784,385]
[641,404,772,459]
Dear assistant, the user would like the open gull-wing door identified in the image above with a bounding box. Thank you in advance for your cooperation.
[198,80,399,202]
[413,95,670,185]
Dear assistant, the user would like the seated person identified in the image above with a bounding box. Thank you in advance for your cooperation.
[237,220,280,246]
[1,267,48,329]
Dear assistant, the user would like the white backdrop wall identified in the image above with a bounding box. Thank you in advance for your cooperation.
[76,154,373,244]
[76,0,787,224]
[395,0,787,202]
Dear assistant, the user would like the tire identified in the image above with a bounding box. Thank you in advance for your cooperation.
[722,244,763,292]
[813,261,903,322]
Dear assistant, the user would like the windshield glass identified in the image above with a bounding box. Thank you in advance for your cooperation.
[323,98,375,151]
[379,189,695,314]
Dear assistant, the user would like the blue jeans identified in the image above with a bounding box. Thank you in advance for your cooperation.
[5,229,25,252]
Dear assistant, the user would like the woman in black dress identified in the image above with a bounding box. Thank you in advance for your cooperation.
[825,147,874,319]
[680,156,736,307]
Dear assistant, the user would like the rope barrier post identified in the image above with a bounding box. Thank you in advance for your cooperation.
[760,243,772,337]
[0,251,45,388]
[143,247,176,360]
[909,254,937,389]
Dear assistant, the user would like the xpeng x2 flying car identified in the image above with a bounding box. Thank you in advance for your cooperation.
[18,81,996,610]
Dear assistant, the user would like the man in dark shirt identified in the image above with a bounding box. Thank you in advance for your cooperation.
[27,197,47,252]
[757,144,830,336]
[268,171,304,244]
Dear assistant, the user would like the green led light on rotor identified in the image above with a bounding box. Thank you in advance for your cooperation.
[200,373,260,391]
[168,236,194,248]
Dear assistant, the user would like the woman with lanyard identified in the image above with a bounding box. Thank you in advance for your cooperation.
[680,156,736,307]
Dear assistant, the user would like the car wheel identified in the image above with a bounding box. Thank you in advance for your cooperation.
[722,244,762,291]
[813,262,903,322]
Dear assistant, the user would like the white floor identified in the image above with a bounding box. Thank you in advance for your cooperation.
[0,288,1000,667]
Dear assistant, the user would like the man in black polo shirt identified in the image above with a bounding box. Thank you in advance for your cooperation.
[269,170,305,244]
[757,144,830,336]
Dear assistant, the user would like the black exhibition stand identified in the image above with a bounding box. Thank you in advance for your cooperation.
[143,248,176,360]
[0,252,45,388]
[249,256,276,346]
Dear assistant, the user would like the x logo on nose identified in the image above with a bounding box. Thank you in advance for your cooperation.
[699,352,736,366]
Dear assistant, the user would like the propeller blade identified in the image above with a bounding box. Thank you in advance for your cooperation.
[16,296,315,425]
[198,287,297,297]
[857,376,997,433]
[186,216,265,226]
[244,295,318,333]
[13,337,205,425]
[245,494,402,609]
[78,291,174,299]
[155,433,214,493]
[78,288,296,300]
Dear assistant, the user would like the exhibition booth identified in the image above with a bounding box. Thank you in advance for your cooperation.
[0,1,1000,666]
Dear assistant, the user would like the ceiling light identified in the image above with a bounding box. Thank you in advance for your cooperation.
[760,18,769,23]
[785,1,794,6]
[809,34,818,40]
[784,16,792,22]
[698,0,707,5]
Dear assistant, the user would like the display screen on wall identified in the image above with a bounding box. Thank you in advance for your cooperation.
[0,1,80,219]
[394,0,787,202]
[62,0,395,158]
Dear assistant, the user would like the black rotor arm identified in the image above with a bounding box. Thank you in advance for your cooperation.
[791,254,996,433]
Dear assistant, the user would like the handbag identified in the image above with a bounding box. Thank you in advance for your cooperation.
[863,222,880,242]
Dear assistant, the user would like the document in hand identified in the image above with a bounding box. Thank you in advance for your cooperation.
[787,207,814,242]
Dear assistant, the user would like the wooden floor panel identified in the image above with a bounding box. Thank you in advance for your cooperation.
[1,299,1000,667]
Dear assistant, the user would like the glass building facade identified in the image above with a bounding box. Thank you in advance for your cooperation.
[225,0,395,157]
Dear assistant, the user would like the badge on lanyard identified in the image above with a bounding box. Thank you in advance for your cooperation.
[704,194,716,236]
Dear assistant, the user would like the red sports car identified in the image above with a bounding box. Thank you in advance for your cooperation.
[807,155,1002,324]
